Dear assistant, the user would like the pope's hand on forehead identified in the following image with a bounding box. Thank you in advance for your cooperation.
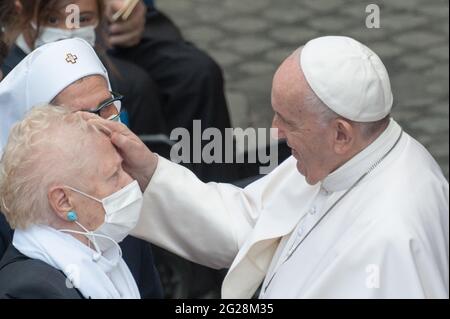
[77,111,158,191]
[77,111,112,137]
[80,112,129,138]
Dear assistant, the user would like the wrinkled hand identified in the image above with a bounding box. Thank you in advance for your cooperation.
[106,0,147,48]
[80,112,158,191]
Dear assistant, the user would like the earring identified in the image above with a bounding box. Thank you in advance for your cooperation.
[67,211,78,222]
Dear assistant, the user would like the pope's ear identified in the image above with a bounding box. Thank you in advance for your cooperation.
[48,186,73,221]
[332,118,354,155]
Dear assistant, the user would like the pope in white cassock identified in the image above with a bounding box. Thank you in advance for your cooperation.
[91,36,449,299]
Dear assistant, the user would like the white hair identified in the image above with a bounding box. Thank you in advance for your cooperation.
[303,87,339,126]
[304,89,389,139]
[0,106,100,229]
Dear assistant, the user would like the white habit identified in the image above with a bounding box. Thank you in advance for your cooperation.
[0,38,113,152]
[132,36,449,298]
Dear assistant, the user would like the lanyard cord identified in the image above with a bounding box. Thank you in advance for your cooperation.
[263,130,403,294]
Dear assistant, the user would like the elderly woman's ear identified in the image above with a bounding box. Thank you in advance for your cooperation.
[48,186,74,224]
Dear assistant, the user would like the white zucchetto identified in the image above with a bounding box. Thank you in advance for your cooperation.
[300,36,393,122]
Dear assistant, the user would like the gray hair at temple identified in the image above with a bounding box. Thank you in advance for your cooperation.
[296,47,390,140]
[0,106,102,229]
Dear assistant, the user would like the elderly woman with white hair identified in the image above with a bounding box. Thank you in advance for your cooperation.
[0,106,143,299]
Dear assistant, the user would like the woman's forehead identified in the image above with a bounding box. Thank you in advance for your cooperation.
[80,130,120,171]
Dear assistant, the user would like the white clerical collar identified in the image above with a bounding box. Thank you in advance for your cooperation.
[321,118,402,193]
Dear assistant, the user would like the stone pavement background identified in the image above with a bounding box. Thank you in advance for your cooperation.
[157,0,449,178]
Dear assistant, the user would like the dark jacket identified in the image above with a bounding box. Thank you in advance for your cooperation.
[0,245,84,299]
[0,214,163,298]
[0,214,13,263]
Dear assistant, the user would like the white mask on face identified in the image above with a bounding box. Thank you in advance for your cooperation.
[63,180,143,253]
[33,23,97,48]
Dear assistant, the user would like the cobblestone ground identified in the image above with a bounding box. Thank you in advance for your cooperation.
[158,0,449,179]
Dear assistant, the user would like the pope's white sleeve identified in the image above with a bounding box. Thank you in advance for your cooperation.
[131,156,267,270]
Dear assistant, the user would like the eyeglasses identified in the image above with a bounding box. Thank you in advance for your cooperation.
[87,91,124,121]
